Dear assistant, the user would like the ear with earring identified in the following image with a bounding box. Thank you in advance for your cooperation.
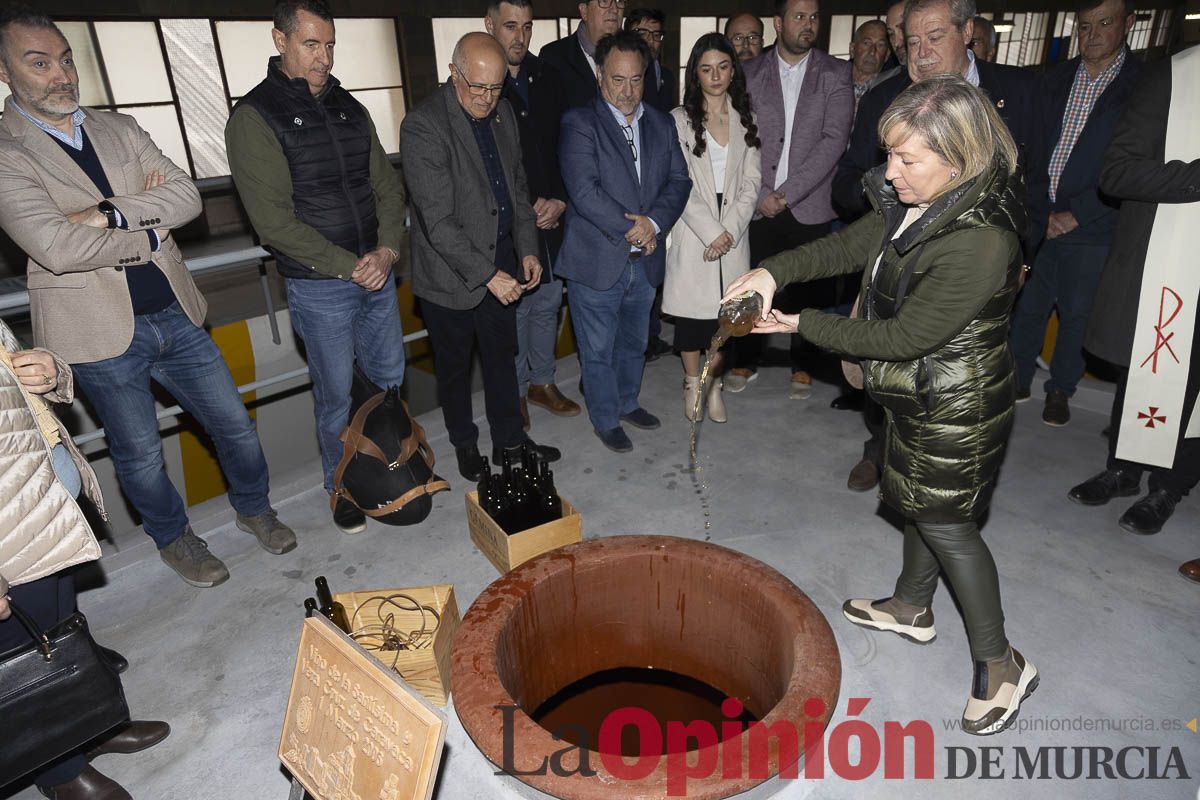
[950,170,958,179]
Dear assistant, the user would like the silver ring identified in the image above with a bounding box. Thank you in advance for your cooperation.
[43,375,52,385]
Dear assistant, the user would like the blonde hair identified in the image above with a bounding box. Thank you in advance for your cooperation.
[878,74,1018,199]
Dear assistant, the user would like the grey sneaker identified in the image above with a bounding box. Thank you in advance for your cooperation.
[842,596,936,643]
[236,510,297,554]
[159,527,230,588]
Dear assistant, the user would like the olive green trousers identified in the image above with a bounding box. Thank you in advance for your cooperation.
[893,520,1009,661]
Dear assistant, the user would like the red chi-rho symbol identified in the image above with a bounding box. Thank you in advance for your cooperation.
[1137,407,1167,428]
[1140,287,1182,374]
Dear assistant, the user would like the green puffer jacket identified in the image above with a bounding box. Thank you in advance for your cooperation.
[763,160,1027,522]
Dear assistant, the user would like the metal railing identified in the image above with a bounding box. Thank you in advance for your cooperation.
[0,245,429,447]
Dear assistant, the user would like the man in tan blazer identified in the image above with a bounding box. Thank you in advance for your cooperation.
[0,10,295,589]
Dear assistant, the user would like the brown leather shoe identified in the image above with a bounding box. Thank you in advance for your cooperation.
[1180,559,1200,584]
[847,458,880,492]
[87,720,171,759]
[520,397,531,431]
[38,765,131,799]
[527,383,581,416]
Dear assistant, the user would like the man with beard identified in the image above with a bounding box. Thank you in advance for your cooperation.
[0,9,295,589]
[540,0,624,109]
[485,0,582,429]
[725,12,765,62]
[726,0,853,400]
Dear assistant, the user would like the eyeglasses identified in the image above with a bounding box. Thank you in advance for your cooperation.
[632,27,666,42]
[592,0,627,8]
[452,65,504,98]
[621,125,637,163]
[729,33,764,45]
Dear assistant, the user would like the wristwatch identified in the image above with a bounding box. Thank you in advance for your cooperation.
[97,200,119,229]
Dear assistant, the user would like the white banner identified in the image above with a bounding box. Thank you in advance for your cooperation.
[1117,47,1200,468]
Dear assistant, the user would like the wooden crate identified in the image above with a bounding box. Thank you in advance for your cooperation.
[466,491,582,574]
[332,584,460,707]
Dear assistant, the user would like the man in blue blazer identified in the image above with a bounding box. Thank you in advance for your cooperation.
[557,31,691,452]
[1010,0,1141,429]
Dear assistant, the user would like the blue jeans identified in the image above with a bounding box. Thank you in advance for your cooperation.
[567,261,655,432]
[72,303,270,548]
[515,277,563,394]
[286,278,407,492]
[1010,237,1109,396]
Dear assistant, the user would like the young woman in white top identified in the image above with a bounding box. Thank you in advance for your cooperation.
[664,33,762,422]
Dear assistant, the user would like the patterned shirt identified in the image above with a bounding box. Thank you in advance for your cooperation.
[10,102,86,150]
[1049,49,1127,201]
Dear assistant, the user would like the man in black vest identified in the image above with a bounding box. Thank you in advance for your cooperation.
[226,0,408,535]
[486,0,582,428]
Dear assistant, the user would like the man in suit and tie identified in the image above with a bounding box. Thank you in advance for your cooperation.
[485,0,582,429]
[727,0,854,401]
[401,33,561,481]
[625,7,676,361]
[0,10,294,589]
[540,0,624,110]
[1010,0,1140,428]
[625,8,676,113]
[830,0,1037,494]
[557,31,691,452]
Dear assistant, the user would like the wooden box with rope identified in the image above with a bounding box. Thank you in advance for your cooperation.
[466,491,582,574]
[332,585,460,707]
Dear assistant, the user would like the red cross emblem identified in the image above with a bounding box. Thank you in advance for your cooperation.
[1137,407,1167,428]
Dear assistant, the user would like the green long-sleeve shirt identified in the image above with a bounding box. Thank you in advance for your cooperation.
[225,104,406,281]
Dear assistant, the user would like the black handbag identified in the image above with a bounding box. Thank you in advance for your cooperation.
[0,602,130,786]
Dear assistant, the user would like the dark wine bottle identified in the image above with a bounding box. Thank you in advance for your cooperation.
[314,576,351,633]
[304,598,318,618]
[538,460,562,524]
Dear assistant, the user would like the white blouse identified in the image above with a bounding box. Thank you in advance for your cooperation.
[706,131,728,195]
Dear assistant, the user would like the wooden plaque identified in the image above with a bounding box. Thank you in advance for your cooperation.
[279,616,446,800]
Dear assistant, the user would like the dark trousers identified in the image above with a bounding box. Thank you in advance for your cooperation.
[0,571,88,789]
[1010,237,1110,396]
[893,520,1009,662]
[863,394,887,467]
[1107,318,1200,499]
[420,294,524,452]
[736,213,833,372]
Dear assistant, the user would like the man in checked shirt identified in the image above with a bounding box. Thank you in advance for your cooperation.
[1010,0,1141,428]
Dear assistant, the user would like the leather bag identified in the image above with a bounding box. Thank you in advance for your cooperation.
[0,602,129,785]
[330,367,450,526]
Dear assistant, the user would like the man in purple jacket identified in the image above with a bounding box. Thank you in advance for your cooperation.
[726,0,854,399]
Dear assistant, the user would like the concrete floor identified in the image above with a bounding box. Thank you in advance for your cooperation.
[4,350,1199,800]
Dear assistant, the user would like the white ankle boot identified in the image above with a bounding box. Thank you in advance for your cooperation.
[707,378,727,423]
[683,376,702,421]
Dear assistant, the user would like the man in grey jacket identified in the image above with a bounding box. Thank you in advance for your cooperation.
[401,33,560,481]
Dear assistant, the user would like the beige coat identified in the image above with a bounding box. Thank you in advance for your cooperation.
[0,96,205,365]
[0,321,105,591]
[663,102,761,321]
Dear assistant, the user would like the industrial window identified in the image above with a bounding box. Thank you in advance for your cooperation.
[993,12,1049,67]
[0,21,193,177]
[431,17,559,84]
[828,15,885,61]
[215,18,406,156]
[677,17,777,107]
